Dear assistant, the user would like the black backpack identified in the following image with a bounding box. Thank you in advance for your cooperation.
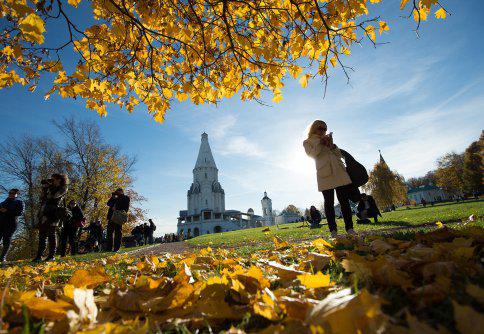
[340,149,369,187]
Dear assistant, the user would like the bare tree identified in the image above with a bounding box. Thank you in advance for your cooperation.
[0,136,42,258]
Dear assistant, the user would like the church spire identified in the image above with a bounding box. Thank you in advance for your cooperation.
[195,132,217,169]
[379,150,386,165]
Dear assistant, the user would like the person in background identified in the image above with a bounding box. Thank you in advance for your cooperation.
[142,222,150,245]
[304,120,358,237]
[34,174,69,262]
[0,189,24,262]
[357,193,382,223]
[309,206,322,229]
[59,200,84,257]
[148,219,156,244]
[131,224,144,246]
[106,188,130,252]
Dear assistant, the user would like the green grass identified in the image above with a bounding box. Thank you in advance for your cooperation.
[186,199,484,250]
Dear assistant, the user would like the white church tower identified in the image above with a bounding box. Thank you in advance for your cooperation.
[187,132,225,219]
[261,191,274,226]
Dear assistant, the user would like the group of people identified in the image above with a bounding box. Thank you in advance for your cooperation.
[304,120,381,236]
[131,219,157,246]
[0,172,153,262]
[32,177,133,261]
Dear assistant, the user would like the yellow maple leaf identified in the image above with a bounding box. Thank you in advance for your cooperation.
[273,236,290,250]
[400,0,410,10]
[69,267,109,288]
[379,21,389,34]
[330,57,337,68]
[297,272,331,289]
[68,0,82,7]
[299,74,311,88]
[413,7,430,22]
[18,13,46,44]
[435,8,447,19]
[176,92,189,102]
[436,221,444,228]
[272,92,283,103]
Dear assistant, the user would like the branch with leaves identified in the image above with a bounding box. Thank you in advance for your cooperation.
[0,0,448,122]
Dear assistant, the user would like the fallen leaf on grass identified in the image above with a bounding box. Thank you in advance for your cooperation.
[453,301,484,334]
[69,267,109,288]
[306,288,387,334]
[297,272,332,289]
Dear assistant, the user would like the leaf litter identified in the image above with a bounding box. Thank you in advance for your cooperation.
[0,225,482,333]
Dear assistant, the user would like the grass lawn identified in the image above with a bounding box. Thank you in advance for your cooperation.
[186,199,484,251]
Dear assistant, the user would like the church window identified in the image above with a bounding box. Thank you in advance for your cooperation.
[263,208,266,215]
[205,172,207,179]
[205,199,208,205]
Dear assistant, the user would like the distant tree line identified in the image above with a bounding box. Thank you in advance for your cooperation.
[407,131,483,197]
[363,131,482,209]
[0,118,146,260]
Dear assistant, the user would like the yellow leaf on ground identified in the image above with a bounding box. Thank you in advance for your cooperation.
[69,267,109,288]
[453,301,484,334]
[23,297,72,320]
[273,236,290,250]
[297,272,331,289]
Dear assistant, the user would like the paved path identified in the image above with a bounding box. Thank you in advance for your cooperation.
[126,242,193,257]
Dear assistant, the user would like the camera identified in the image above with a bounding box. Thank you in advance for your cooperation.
[41,179,53,186]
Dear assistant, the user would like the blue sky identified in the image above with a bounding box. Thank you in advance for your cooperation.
[1,1,483,235]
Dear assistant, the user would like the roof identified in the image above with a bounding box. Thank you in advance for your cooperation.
[407,184,440,194]
[194,133,217,169]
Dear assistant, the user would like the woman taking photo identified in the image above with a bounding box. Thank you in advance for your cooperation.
[303,120,357,237]
[34,173,69,262]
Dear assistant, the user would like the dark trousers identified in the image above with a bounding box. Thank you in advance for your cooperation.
[36,224,57,259]
[0,222,17,261]
[148,232,154,244]
[59,225,78,256]
[106,221,122,251]
[322,185,359,232]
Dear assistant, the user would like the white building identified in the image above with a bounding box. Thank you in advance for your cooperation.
[177,133,268,237]
[261,191,274,226]
[407,184,449,204]
[275,211,301,225]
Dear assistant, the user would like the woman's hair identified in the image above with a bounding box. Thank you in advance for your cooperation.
[310,205,316,211]
[51,173,69,186]
[307,120,327,137]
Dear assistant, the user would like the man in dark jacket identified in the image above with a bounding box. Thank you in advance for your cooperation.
[0,189,24,262]
[106,188,130,252]
[357,193,382,223]
[59,200,84,257]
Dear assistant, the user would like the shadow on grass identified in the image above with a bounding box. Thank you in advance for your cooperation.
[357,220,413,228]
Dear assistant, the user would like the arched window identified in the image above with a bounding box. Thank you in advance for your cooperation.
[205,172,207,179]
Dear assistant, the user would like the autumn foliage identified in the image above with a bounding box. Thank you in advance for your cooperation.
[0,224,482,333]
[1,0,447,121]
